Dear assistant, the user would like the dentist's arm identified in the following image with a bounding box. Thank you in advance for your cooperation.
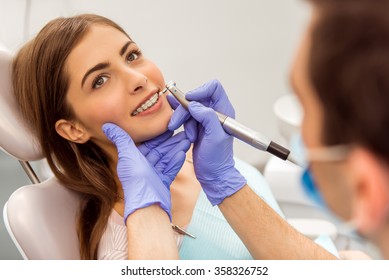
[168,80,337,259]
[103,124,190,259]
[219,184,337,259]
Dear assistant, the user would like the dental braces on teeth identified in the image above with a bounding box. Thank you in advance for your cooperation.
[130,88,168,116]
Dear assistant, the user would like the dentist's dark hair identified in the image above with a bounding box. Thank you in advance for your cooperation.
[12,14,130,259]
[308,0,389,161]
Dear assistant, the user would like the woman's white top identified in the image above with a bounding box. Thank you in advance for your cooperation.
[97,208,183,260]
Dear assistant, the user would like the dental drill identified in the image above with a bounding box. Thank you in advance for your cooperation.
[161,81,301,166]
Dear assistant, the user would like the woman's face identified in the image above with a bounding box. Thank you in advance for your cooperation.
[289,11,354,220]
[63,24,172,153]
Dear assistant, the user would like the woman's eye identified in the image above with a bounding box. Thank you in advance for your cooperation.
[127,51,140,63]
[92,76,108,89]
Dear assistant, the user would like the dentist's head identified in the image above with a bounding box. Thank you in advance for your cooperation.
[291,0,389,255]
[12,14,172,259]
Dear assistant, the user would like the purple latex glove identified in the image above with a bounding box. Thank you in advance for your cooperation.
[138,130,191,187]
[102,123,190,222]
[168,80,247,205]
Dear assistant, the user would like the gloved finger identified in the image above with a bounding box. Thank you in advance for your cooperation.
[102,123,137,157]
[167,93,190,131]
[185,79,223,102]
[154,138,190,171]
[168,106,191,131]
[154,139,191,167]
[167,94,180,109]
[183,117,198,142]
[185,80,235,118]
[160,151,187,185]
[138,130,174,156]
[188,101,226,136]
[168,92,197,140]
[146,132,190,166]
[168,93,195,129]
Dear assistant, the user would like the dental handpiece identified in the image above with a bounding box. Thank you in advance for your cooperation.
[164,81,300,166]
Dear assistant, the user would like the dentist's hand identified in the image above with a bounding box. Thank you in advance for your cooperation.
[102,123,190,222]
[168,80,247,205]
[138,130,191,187]
[167,79,235,142]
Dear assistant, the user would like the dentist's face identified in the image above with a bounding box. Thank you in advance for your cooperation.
[64,24,172,152]
[290,12,354,221]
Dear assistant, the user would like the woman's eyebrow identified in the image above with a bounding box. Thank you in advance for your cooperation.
[120,40,134,56]
[81,62,110,88]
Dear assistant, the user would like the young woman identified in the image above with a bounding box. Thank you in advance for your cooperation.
[12,14,283,259]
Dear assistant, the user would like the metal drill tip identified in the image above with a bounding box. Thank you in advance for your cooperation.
[166,80,176,90]
[159,87,168,96]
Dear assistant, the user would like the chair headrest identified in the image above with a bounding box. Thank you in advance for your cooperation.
[0,45,43,161]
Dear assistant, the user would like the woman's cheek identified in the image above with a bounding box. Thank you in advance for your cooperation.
[94,94,129,122]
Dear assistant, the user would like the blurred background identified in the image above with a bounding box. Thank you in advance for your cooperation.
[0,0,310,167]
[0,0,381,259]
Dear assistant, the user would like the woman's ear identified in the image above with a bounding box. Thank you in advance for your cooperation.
[349,148,389,234]
[55,119,90,144]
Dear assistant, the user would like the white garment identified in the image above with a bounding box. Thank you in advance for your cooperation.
[97,209,183,260]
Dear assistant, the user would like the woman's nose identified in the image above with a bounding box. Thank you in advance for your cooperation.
[122,68,148,95]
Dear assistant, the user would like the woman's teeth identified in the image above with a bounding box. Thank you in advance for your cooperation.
[131,93,159,116]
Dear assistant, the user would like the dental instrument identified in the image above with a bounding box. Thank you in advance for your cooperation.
[162,81,301,166]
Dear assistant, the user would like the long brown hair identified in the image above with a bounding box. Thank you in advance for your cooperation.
[308,0,389,162]
[12,14,130,259]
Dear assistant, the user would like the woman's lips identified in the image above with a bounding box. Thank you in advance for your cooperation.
[131,93,163,117]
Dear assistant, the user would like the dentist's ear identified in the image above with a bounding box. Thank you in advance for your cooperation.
[349,148,389,235]
[55,119,91,143]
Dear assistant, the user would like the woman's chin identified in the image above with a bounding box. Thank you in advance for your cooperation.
[133,127,170,145]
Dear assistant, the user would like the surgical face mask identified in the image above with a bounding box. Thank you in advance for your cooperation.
[301,168,326,208]
[290,134,371,241]
[290,134,351,208]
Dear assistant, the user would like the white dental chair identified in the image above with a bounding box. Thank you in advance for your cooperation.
[0,45,81,259]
